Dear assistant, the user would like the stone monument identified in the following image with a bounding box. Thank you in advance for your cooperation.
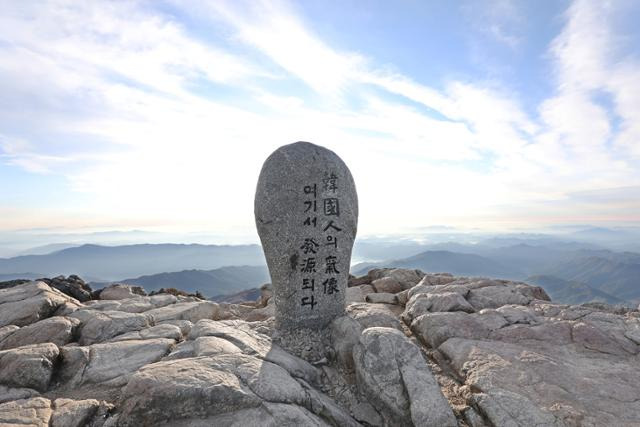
[255,141,358,330]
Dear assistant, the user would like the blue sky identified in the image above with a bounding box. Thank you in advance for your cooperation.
[1,0,639,240]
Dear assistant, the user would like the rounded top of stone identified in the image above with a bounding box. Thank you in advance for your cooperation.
[281,141,321,149]
[267,141,339,158]
[259,142,350,180]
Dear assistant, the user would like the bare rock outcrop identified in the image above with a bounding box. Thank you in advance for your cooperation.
[0,343,59,392]
[0,281,79,328]
[353,327,457,426]
[98,283,147,300]
[0,274,638,426]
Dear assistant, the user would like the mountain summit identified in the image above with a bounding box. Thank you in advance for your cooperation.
[0,268,639,426]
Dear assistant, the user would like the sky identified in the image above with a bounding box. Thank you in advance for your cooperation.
[1,0,640,242]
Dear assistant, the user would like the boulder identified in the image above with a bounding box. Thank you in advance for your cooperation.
[571,321,635,356]
[2,268,636,427]
[367,268,424,289]
[624,321,640,345]
[99,284,147,300]
[371,277,403,294]
[242,303,275,322]
[174,403,327,426]
[193,336,243,356]
[0,281,77,327]
[330,316,363,369]
[409,311,507,348]
[0,343,59,392]
[58,338,174,387]
[396,289,410,306]
[359,284,375,296]
[40,275,93,302]
[0,316,80,350]
[0,397,52,427]
[0,397,112,427]
[181,301,221,322]
[365,292,397,304]
[119,349,353,427]
[188,320,271,356]
[117,355,294,425]
[347,303,403,331]
[106,324,183,342]
[346,286,365,303]
[418,273,456,286]
[71,310,152,345]
[437,301,640,426]
[348,275,371,287]
[495,305,539,325]
[0,325,19,343]
[144,301,218,323]
[353,327,456,426]
[351,401,383,426]
[158,319,193,336]
[51,398,105,427]
[466,284,532,310]
[83,294,179,314]
[348,285,375,303]
[0,385,40,404]
[403,292,474,323]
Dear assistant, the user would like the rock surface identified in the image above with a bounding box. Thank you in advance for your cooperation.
[0,316,80,350]
[99,284,147,300]
[0,343,59,392]
[40,275,94,302]
[0,273,638,426]
[255,141,358,330]
[353,327,457,426]
[0,281,79,328]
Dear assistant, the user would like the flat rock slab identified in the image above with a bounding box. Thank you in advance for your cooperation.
[0,316,80,350]
[0,343,59,392]
[255,142,358,330]
[353,327,457,426]
[0,282,77,328]
[0,397,52,427]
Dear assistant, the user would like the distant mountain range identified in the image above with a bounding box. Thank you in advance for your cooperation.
[355,250,519,279]
[525,275,623,305]
[542,254,640,301]
[113,266,270,299]
[0,243,265,281]
[353,243,640,306]
[1,237,638,306]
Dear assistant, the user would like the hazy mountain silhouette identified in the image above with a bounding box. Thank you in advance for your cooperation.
[541,254,640,301]
[351,243,640,305]
[353,250,520,279]
[526,275,624,305]
[115,265,270,298]
[2,238,639,305]
[0,244,266,281]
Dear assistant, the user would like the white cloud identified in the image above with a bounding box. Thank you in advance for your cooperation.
[202,0,363,97]
[0,0,639,234]
[0,135,71,173]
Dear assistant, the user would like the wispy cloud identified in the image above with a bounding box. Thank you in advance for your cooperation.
[0,0,638,234]
[463,0,524,48]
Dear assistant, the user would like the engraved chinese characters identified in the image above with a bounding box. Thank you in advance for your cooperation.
[255,142,358,330]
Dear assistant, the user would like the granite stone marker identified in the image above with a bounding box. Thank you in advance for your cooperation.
[255,142,358,330]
